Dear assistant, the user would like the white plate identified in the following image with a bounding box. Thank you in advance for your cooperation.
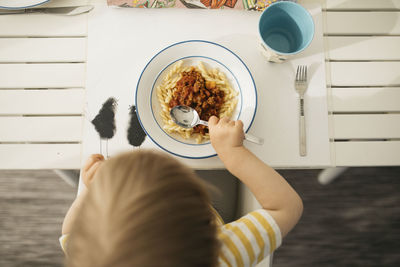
[0,0,49,9]
[136,40,257,159]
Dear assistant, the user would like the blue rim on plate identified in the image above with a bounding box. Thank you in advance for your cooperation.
[0,0,50,9]
[150,55,243,147]
[135,40,258,159]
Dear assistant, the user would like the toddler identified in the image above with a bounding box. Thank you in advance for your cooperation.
[61,116,303,267]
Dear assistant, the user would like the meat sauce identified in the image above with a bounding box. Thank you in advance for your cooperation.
[168,68,224,135]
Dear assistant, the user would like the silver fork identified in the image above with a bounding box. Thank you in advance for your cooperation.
[295,66,308,156]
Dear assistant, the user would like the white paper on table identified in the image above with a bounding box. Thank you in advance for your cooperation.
[83,3,331,171]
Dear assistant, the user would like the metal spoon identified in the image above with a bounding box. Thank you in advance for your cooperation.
[0,5,94,16]
[170,105,264,145]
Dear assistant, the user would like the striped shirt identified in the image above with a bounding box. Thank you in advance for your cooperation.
[60,209,281,266]
[214,209,281,267]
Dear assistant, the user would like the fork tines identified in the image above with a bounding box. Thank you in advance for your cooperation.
[296,65,307,82]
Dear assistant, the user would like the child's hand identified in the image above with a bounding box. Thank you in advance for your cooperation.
[82,154,104,187]
[208,116,245,157]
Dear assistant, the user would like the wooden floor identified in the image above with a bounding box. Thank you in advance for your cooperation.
[0,170,75,267]
[0,167,399,267]
[275,168,400,267]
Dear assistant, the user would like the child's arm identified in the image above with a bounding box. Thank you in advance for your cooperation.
[62,154,104,235]
[208,116,303,237]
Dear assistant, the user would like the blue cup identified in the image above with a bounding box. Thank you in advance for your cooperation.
[258,1,314,62]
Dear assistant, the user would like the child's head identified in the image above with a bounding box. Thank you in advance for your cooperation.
[66,150,219,267]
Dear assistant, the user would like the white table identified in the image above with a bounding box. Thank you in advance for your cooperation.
[1,0,400,170]
[82,2,330,169]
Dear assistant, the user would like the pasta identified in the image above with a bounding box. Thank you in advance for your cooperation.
[156,60,238,143]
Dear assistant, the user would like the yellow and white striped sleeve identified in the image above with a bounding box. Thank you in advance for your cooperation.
[59,234,69,254]
[217,209,282,267]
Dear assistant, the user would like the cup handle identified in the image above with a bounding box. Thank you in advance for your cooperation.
[258,42,287,63]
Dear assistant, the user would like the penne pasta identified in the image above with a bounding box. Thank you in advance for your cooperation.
[157,60,237,144]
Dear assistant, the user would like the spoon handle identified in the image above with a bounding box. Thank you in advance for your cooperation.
[244,133,264,145]
[199,120,263,145]
[198,120,209,127]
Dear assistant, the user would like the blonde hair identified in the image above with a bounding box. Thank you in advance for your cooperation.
[66,150,219,267]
